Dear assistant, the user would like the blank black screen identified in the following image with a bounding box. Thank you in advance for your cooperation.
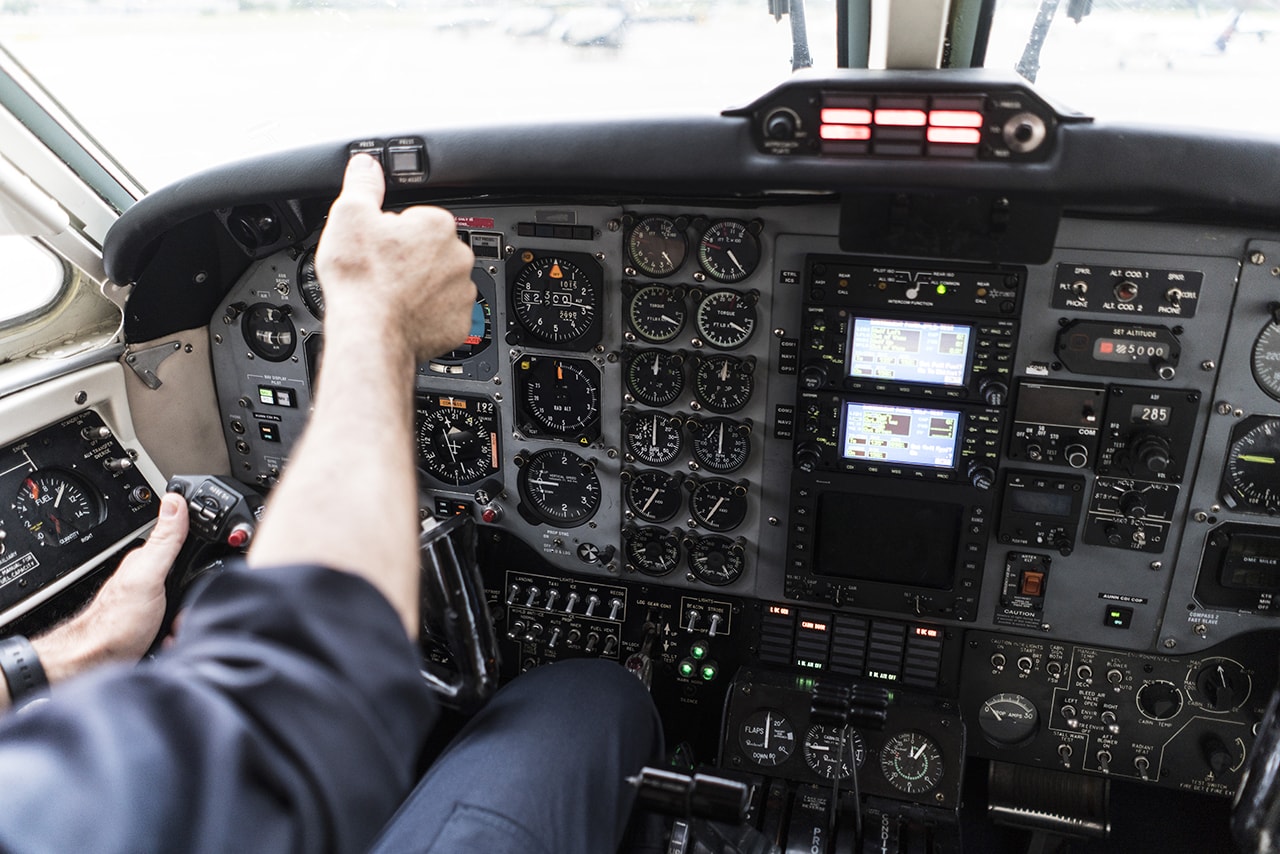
[814,492,961,589]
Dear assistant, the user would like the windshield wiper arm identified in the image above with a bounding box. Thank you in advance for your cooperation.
[769,0,813,71]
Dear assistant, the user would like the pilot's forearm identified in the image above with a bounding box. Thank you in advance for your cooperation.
[247,316,421,638]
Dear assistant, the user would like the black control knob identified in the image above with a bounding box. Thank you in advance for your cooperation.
[1195,660,1248,712]
[1131,433,1172,474]
[799,362,828,391]
[794,442,823,472]
[1119,491,1148,520]
[1202,734,1234,775]
[1064,444,1090,469]
[1105,524,1123,546]
[764,110,798,140]
[968,462,995,491]
[980,377,1009,406]
[1136,680,1183,721]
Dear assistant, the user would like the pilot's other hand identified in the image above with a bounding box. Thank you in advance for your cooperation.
[32,491,189,683]
[315,154,476,363]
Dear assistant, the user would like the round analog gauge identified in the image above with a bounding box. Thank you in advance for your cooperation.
[689,478,748,532]
[628,285,687,343]
[689,417,751,473]
[879,731,944,795]
[1189,658,1252,713]
[436,274,493,363]
[13,470,103,548]
[697,219,760,283]
[693,354,755,414]
[627,215,687,278]
[623,525,682,577]
[694,289,757,350]
[624,469,683,523]
[686,534,745,585]
[514,355,601,441]
[624,410,684,466]
[414,395,500,485]
[242,302,296,362]
[1223,418,1280,513]
[517,448,601,527]
[298,247,324,320]
[977,693,1039,746]
[803,725,866,780]
[625,349,685,408]
[738,709,796,768]
[1253,322,1280,400]
[511,255,599,344]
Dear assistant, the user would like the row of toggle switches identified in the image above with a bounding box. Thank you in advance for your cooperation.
[506,583,624,621]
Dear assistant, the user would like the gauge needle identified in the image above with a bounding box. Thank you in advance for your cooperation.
[651,356,660,375]
[708,496,726,518]
[727,250,745,272]
[911,742,926,760]
[662,251,673,266]
[986,704,1003,721]
[1240,454,1276,464]
[717,422,725,453]
[441,429,460,461]
[764,712,771,748]
[641,488,660,513]
[660,314,678,325]
[810,744,830,753]
[527,478,560,488]
[729,322,748,334]
[54,482,65,508]
[651,418,658,446]
[719,360,730,381]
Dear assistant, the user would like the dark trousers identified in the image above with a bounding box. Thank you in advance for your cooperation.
[368,658,663,853]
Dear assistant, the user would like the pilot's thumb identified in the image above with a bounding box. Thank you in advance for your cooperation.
[145,492,189,559]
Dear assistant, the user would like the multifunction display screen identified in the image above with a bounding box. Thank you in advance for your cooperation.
[847,318,973,386]
[839,402,963,469]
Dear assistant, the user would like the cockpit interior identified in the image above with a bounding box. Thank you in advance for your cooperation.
[2,1,1279,851]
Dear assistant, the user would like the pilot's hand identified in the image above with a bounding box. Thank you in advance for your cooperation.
[31,492,189,683]
[315,153,476,363]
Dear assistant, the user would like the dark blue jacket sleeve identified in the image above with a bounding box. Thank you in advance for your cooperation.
[0,563,438,854]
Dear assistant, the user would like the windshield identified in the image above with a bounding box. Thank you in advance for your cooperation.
[0,0,1276,192]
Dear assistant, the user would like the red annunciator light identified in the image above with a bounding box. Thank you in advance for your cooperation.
[928,110,983,128]
[927,127,982,145]
[820,125,872,141]
[820,107,872,125]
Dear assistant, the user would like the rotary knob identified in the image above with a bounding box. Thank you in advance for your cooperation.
[794,442,823,472]
[1131,433,1172,474]
[800,363,828,391]
[980,377,1009,406]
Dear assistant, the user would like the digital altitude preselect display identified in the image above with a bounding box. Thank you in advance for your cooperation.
[847,318,973,386]
[839,402,962,469]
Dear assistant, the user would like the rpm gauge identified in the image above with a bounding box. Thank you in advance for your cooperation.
[511,253,601,346]
[517,448,601,527]
[623,410,684,466]
[689,417,751,473]
[13,470,103,548]
[627,215,687,278]
[1223,417,1280,513]
[414,395,500,486]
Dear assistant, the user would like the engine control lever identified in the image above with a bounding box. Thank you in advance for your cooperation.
[416,513,501,713]
[149,475,266,653]
[630,767,777,854]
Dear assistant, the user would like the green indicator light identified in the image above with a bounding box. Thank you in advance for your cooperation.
[690,642,709,660]
[678,659,696,678]
[936,284,948,295]
[700,663,719,682]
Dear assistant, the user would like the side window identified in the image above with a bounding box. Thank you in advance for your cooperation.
[0,236,67,327]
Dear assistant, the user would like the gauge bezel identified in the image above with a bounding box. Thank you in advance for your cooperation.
[513,354,602,442]
[414,394,501,486]
[624,348,685,408]
[627,284,687,343]
[624,468,683,523]
[626,214,688,278]
[686,533,745,585]
[508,250,604,350]
[623,410,685,466]
[241,302,297,362]
[623,525,682,577]
[693,288,757,350]
[693,354,755,414]
[696,219,761,284]
[12,468,106,549]
[689,417,751,473]
[516,448,602,528]
[802,724,865,779]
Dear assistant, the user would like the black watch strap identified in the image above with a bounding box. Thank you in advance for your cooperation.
[0,635,49,705]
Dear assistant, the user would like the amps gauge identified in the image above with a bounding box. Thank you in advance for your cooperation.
[1054,320,1180,380]
[997,471,1085,555]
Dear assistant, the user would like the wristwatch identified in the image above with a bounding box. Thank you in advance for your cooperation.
[0,635,49,706]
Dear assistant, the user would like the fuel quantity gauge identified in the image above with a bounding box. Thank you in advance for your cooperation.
[13,470,103,548]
